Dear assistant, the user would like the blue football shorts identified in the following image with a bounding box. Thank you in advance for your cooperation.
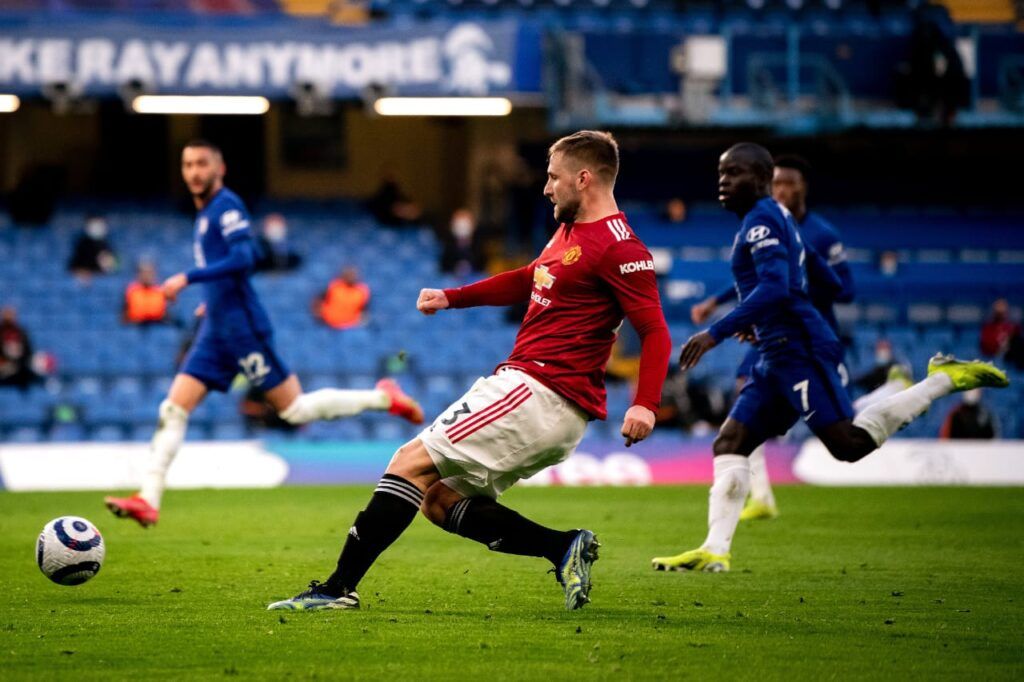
[729,341,853,441]
[180,327,291,393]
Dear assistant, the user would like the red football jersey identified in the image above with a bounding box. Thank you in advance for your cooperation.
[498,212,662,419]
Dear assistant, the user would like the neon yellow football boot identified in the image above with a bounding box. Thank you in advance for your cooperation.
[739,498,779,522]
[651,548,730,573]
[927,353,1009,391]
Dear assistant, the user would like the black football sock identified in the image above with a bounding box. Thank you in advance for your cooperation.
[323,474,423,595]
[443,496,576,566]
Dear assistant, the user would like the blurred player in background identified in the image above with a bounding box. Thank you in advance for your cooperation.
[690,154,857,521]
[268,130,672,612]
[104,140,423,528]
[653,143,1009,573]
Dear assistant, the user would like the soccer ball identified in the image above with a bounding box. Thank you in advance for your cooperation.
[36,516,105,586]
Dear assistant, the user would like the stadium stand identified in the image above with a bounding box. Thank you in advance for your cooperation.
[0,0,1011,27]
[1,201,1022,442]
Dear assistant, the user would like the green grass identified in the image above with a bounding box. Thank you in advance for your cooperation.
[1,486,1022,680]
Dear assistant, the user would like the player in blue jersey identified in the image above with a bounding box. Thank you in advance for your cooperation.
[105,140,424,528]
[652,143,1008,573]
[690,154,861,521]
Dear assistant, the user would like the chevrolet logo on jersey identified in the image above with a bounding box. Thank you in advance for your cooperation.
[534,264,556,290]
[561,245,583,265]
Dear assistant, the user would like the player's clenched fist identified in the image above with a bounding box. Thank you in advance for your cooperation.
[417,288,450,315]
[621,404,656,447]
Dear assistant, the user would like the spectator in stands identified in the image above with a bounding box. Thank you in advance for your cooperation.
[328,0,371,24]
[656,367,728,437]
[940,389,997,439]
[367,172,423,227]
[904,1,969,126]
[0,306,40,390]
[851,337,915,413]
[440,208,484,276]
[67,214,117,280]
[123,261,168,326]
[315,266,371,330]
[980,298,1024,369]
[255,213,303,273]
[854,339,899,392]
[878,250,900,277]
[663,197,688,224]
[477,144,535,251]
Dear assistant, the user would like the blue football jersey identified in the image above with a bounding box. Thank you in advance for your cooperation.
[709,197,838,355]
[192,188,272,337]
[796,211,855,332]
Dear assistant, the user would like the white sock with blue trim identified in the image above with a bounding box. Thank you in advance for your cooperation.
[280,389,388,425]
[853,373,953,447]
[139,400,188,510]
[747,444,775,508]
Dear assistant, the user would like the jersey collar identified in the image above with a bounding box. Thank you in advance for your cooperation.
[563,211,626,235]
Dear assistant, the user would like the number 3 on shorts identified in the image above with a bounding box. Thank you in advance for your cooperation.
[792,379,810,412]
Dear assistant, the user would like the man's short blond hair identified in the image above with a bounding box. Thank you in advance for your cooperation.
[548,130,619,185]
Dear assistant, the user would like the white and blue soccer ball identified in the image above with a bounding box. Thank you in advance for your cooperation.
[36,516,105,586]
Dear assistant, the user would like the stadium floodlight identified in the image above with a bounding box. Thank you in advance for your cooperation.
[0,94,19,113]
[373,97,512,117]
[0,94,20,113]
[131,96,270,115]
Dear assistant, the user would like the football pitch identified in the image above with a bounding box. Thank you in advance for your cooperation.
[1,485,1021,680]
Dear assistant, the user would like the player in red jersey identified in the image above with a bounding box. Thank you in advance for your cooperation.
[268,131,672,612]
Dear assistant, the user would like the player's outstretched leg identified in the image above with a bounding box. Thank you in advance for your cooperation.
[277,378,423,426]
[267,472,423,610]
[268,441,437,611]
[844,354,1009,459]
[105,398,191,528]
[652,436,751,573]
[740,444,778,522]
[429,487,599,610]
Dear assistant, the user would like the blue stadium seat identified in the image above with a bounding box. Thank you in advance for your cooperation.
[111,376,144,397]
[92,425,128,442]
[3,197,1022,439]
[371,420,414,441]
[50,424,86,442]
[7,426,45,443]
[185,424,210,441]
[129,424,155,441]
[344,374,379,390]
[211,423,248,440]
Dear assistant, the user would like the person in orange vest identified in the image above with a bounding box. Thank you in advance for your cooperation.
[315,266,370,329]
[124,261,168,325]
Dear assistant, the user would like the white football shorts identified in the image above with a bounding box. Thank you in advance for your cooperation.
[418,368,588,498]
